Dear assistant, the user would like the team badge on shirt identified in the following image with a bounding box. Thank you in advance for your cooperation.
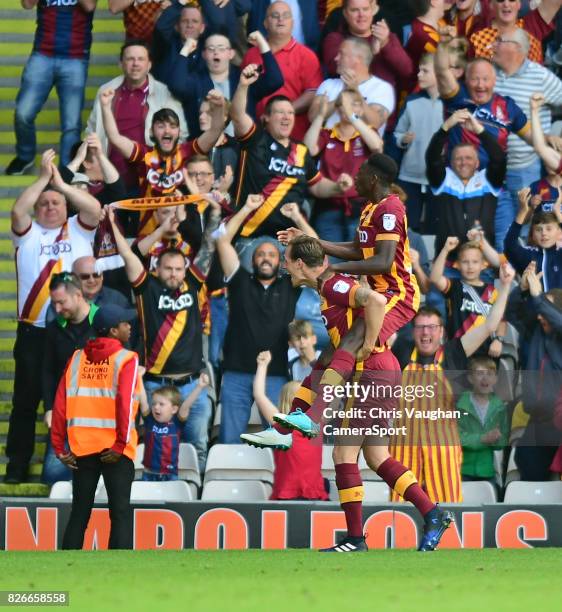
[383,214,396,231]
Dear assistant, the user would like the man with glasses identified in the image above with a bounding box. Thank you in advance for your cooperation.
[241,1,324,140]
[390,263,514,503]
[169,31,283,138]
[469,0,561,63]
[6,150,101,484]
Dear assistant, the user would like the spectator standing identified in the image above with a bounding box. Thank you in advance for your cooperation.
[215,196,301,443]
[7,0,96,174]
[198,99,240,181]
[425,109,506,255]
[51,305,139,549]
[321,0,415,97]
[405,0,447,67]
[5,151,101,484]
[394,53,444,232]
[241,1,324,141]
[151,1,206,83]
[230,66,353,263]
[107,197,221,471]
[492,29,562,238]
[447,0,493,39]
[304,90,382,243]
[457,356,508,485]
[469,0,560,64]
[170,30,283,137]
[309,37,395,134]
[86,40,187,196]
[41,273,101,485]
[287,321,320,382]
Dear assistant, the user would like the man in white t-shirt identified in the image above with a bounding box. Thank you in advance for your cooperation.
[308,36,395,135]
[5,149,101,484]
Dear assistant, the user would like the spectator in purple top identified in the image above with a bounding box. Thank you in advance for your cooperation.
[7,0,97,175]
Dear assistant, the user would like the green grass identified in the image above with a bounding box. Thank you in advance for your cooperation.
[1,549,562,611]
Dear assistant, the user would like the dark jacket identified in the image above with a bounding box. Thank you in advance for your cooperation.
[42,303,99,411]
[426,127,506,257]
[169,50,283,137]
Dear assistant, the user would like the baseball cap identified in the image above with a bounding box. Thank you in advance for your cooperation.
[93,305,137,334]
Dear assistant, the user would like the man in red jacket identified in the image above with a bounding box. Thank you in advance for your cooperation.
[51,304,139,550]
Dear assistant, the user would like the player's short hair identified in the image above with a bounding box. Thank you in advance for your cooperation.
[465,57,495,78]
[49,271,83,294]
[366,153,398,185]
[409,0,431,18]
[151,385,182,408]
[157,247,188,266]
[468,356,497,372]
[288,235,325,268]
[451,142,478,157]
[288,319,315,339]
[413,306,444,326]
[457,240,483,258]
[120,39,151,61]
[531,211,559,226]
[152,108,180,127]
[419,52,435,67]
[334,89,363,108]
[278,381,302,415]
[505,27,530,56]
[264,95,293,115]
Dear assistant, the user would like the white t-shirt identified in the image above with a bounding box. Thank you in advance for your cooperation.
[281,0,305,46]
[316,76,396,134]
[13,215,96,328]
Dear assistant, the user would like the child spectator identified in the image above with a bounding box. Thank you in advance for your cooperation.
[394,53,444,232]
[529,173,562,214]
[430,237,507,357]
[504,189,562,291]
[457,357,508,485]
[242,352,328,500]
[141,377,209,481]
[288,320,320,382]
[304,89,382,243]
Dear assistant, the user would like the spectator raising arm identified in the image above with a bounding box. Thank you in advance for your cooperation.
[409,248,431,294]
[99,89,135,160]
[195,90,227,153]
[215,194,264,278]
[191,196,222,277]
[230,64,260,137]
[303,95,329,156]
[49,163,102,228]
[11,149,54,234]
[530,93,561,175]
[252,351,280,424]
[465,114,507,189]
[460,263,515,358]
[434,26,459,98]
[107,206,145,283]
[466,227,501,268]
[280,203,318,238]
[178,373,210,422]
[430,236,460,292]
[339,91,383,152]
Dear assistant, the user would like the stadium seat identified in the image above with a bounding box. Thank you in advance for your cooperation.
[461,481,497,504]
[134,443,144,480]
[178,443,201,486]
[504,447,520,487]
[201,480,270,501]
[204,444,274,484]
[504,481,562,504]
[421,234,436,262]
[130,480,193,502]
[211,402,266,442]
[49,481,72,500]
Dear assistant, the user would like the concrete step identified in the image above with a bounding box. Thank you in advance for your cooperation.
[0,75,114,89]
[0,416,47,431]
[0,63,120,80]
[0,41,123,58]
[1,31,124,43]
[0,483,50,496]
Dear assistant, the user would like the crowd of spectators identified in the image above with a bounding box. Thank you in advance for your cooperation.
[4,0,562,502]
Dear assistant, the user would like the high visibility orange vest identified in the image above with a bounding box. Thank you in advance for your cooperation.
[65,348,140,460]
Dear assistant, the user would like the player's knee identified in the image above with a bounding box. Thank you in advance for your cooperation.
[363,446,390,472]
[333,445,360,465]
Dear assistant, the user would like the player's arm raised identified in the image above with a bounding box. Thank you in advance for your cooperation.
[331,238,396,275]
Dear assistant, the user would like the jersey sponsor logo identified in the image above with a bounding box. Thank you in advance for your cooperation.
[45,0,78,6]
[460,297,491,315]
[268,157,305,177]
[382,214,396,231]
[332,280,351,294]
[146,168,184,190]
[474,106,509,129]
[158,293,193,311]
[358,229,369,243]
[39,241,72,256]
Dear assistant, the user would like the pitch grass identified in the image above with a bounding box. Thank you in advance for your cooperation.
[2,549,562,612]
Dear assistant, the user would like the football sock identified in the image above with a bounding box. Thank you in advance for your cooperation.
[335,463,364,538]
[376,457,435,517]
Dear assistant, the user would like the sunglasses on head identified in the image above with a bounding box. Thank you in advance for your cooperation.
[49,271,82,291]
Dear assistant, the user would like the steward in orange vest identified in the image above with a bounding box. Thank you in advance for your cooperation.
[51,304,140,550]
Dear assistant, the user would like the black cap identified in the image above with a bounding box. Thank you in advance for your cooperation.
[93,305,137,334]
